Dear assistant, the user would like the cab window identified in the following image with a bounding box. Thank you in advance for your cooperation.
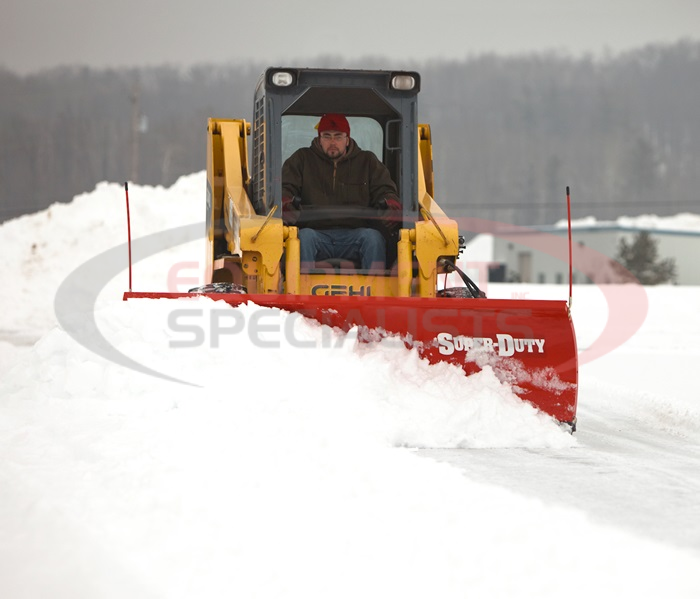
[281,115,384,163]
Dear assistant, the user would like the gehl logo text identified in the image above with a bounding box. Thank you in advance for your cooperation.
[311,285,371,296]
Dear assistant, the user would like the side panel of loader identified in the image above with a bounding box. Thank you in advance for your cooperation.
[207,118,285,293]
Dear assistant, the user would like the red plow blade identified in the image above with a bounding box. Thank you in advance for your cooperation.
[124,292,578,427]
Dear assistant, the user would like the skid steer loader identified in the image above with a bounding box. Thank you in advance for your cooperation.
[124,67,578,429]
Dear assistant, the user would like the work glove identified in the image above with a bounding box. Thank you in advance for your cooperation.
[379,197,402,234]
[282,195,302,226]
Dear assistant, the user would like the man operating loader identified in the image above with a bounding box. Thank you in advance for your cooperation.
[281,113,402,272]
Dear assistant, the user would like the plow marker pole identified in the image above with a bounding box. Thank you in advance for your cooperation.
[567,185,573,307]
[125,182,133,292]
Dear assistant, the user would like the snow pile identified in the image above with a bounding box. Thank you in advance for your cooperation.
[0,172,206,337]
[557,212,700,232]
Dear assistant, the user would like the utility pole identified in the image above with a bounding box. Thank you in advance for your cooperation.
[130,76,141,184]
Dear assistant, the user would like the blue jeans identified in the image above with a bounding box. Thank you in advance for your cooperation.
[298,228,386,271]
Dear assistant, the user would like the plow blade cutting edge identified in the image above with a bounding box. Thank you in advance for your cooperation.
[124,291,578,428]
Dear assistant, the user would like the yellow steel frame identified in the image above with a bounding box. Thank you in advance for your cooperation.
[207,118,461,298]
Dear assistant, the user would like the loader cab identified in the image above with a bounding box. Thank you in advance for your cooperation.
[250,67,422,222]
[206,66,460,298]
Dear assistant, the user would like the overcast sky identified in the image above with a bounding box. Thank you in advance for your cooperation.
[3,0,700,74]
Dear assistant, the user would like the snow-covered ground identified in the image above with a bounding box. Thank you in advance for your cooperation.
[1,174,699,598]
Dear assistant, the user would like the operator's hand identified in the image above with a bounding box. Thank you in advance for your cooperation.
[282,195,302,226]
[380,197,402,234]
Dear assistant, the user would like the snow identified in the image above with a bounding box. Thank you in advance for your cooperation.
[1,174,700,598]
[556,212,700,232]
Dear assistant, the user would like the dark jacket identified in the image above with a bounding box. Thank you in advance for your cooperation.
[282,137,400,230]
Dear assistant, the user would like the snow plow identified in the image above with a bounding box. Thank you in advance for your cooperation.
[124,67,578,429]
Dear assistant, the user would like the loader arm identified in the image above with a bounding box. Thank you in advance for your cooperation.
[207,118,283,293]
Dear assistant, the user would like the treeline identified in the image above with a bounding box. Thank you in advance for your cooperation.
[421,42,700,226]
[2,42,699,226]
[0,63,264,221]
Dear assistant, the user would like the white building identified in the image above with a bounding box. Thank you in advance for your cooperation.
[457,213,700,286]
